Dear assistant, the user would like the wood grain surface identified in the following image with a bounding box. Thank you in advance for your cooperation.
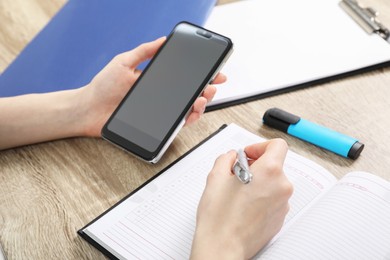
[1,0,390,259]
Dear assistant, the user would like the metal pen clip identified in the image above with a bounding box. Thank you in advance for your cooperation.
[232,149,253,184]
[339,0,390,41]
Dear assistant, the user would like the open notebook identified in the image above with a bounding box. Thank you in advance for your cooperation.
[78,123,390,259]
[204,0,390,110]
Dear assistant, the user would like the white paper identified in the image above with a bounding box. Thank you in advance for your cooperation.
[205,0,390,107]
[257,172,390,259]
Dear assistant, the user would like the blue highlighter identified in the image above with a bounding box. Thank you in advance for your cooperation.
[262,108,364,159]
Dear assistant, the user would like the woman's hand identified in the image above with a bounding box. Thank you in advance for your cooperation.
[78,37,226,137]
[191,139,293,259]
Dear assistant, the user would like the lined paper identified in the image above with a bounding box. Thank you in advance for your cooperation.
[257,172,390,259]
[83,124,338,259]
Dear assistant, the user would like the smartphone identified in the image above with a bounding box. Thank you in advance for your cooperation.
[102,22,233,163]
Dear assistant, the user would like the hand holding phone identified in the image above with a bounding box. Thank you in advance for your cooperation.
[102,22,233,163]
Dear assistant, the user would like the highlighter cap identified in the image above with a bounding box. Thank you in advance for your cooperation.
[348,141,364,159]
[262,107,300,132]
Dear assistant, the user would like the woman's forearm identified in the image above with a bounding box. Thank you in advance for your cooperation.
[0,88,86,150]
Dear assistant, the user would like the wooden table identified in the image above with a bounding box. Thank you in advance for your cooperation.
[1,0,390,259]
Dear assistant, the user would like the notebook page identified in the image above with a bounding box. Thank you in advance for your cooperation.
[257,171,390,259]
[205,0,390,107]
[83,123,336,259]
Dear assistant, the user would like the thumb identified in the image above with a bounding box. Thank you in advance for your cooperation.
[121,37,166,69]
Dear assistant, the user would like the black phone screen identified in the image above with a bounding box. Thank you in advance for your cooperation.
[104,22,232,158]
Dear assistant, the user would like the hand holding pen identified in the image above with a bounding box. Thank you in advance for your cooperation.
[191,139,293,260]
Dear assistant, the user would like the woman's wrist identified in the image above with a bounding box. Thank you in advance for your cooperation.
[63,87,91,137]
[191,228,245,260]
[74,82,111,138]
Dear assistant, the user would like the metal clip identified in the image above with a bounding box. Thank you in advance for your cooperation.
[339,0,390,41]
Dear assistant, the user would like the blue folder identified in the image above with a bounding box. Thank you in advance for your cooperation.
[0,0,216,97]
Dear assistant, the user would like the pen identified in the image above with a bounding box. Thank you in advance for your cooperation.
[262,108,364,159]
[233,149,253,184]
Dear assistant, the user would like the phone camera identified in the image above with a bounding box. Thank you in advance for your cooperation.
[196,29,212,38]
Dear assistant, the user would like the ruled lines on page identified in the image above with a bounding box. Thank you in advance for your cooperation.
[258,171,390,259]
[282,152,336,223]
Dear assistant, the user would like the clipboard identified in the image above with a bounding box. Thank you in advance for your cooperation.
[204,0,390,111]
